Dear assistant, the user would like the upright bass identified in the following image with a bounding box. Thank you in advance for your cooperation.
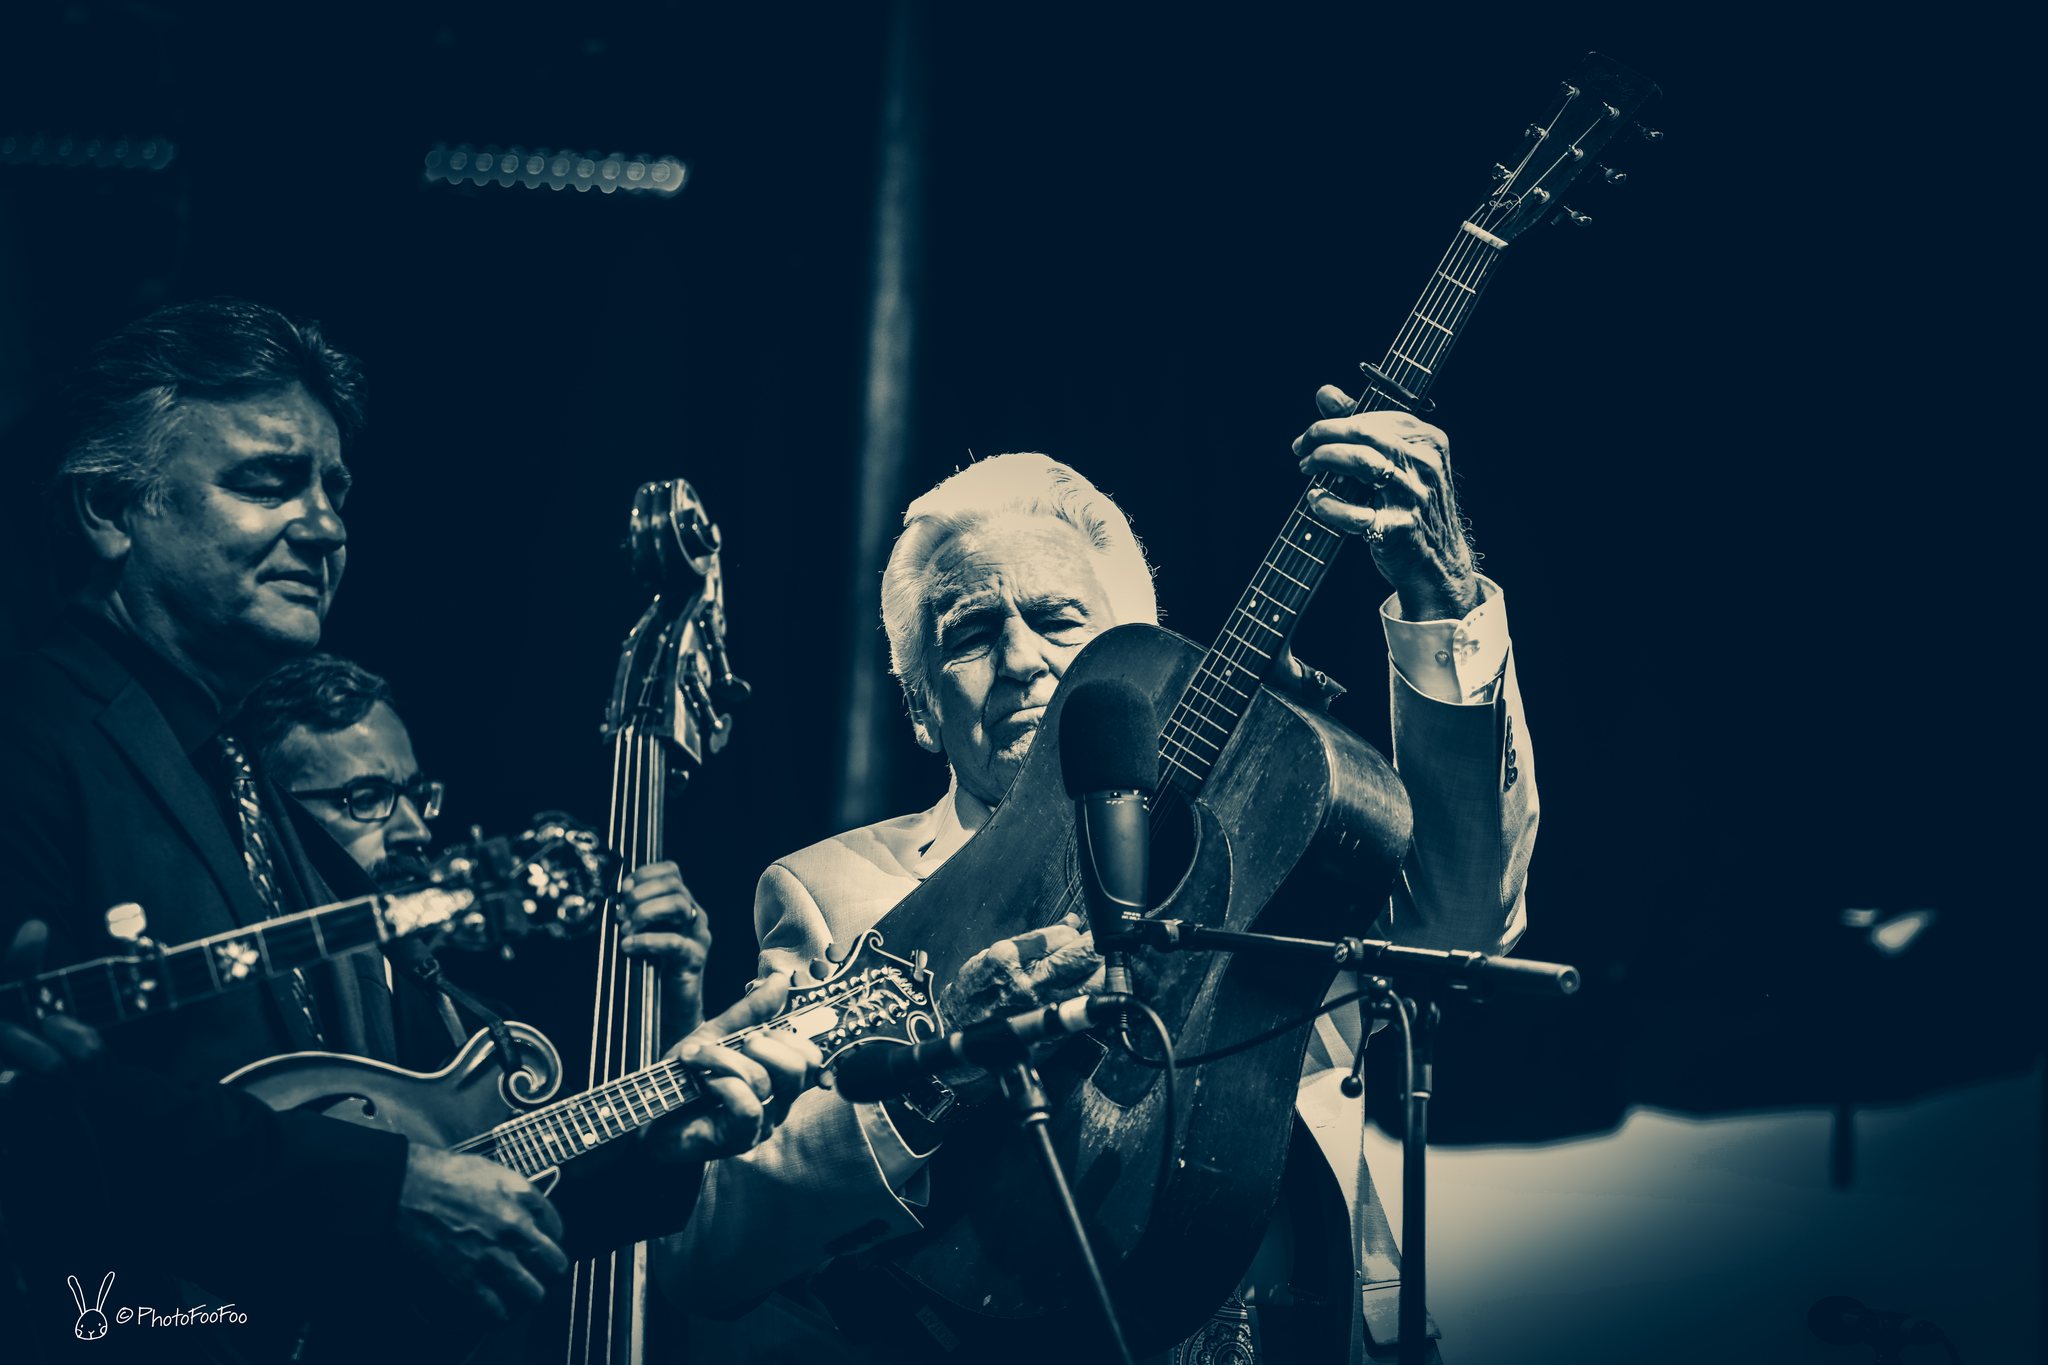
[564,478,747,1365]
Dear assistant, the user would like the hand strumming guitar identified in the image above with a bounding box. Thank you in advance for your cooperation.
[1293,385,1481,621]
[398,1145,570,1323]
[932,912,1103,1087]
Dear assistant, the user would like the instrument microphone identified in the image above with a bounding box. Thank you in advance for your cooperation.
[1806,1296,1945,1348]
[831,996,1136,1101]
[1057,680,1158,997]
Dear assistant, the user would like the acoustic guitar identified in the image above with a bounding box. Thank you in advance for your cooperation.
[871,52,1660,1353]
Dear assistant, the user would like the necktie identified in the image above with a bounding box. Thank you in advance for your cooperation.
[217,732,326,1044]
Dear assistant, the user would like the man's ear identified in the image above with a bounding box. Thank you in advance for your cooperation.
[904,685,941,754]
[72,482,134,565]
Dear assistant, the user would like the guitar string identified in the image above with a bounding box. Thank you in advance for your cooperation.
[1044,223,1503,947]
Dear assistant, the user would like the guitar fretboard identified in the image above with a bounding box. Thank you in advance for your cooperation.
[469,1056,708,1177]
[1156,224,1507,795]
[0,887,474,1028]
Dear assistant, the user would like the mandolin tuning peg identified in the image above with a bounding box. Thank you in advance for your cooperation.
[1599,164,1628,184]
[1637,123,1664,143]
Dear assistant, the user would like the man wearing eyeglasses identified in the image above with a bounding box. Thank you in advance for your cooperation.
[237,652,711,1033]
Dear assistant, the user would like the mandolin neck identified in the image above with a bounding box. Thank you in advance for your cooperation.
[1157,221,1507,799]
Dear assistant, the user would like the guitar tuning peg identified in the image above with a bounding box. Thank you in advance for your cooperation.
[1637,123,1664,143]
[1559,82,1580,98]
[1559,206,1593,227]
[1490,162,1510,182]
[1525,123,1548,141]
[104,902,149,943]
[1599,164,1628,184]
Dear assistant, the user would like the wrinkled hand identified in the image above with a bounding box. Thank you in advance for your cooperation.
[940,913,1104,1032]
[1293,385,1479,620]
[397,1144,569,1324]
[646,975,820,1165]
[616,861,711,1033]
[0,919,105,1092]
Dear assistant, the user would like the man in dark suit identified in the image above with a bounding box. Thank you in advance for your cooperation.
[0,299,808,1363]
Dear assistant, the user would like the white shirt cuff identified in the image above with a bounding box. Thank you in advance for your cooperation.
[855,1100,932,1206]
[1380,576,1510,706]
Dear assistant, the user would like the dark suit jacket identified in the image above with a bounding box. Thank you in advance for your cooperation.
[0,621,702,1363]
[0,622,419,1359]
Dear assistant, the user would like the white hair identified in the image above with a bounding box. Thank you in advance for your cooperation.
[881,452,1157,747]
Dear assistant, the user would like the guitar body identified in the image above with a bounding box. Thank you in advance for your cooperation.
[878,622,1412,1352]
[224,1022,564,1181]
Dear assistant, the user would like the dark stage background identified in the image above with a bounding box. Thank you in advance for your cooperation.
[1,3,2033,1360]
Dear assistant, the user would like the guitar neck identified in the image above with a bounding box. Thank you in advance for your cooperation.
[481,1054,709,1178]
[1157,221,1508,797]
[0,886,476,1029]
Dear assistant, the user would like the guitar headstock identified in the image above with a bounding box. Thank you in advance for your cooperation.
[605,478,748,770]
[1471,52,1661,244]
[770,930,944,1070]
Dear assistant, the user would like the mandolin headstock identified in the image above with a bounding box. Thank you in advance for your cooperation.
[770,930,945,1071]
[1470,52,1661,244]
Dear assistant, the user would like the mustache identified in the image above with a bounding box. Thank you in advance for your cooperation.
[370,852,436,891]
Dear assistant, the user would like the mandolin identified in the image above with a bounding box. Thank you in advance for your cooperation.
[870,51,1660,1353]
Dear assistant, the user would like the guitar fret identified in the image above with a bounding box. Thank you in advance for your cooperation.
[1159,750,1205,782]
[1160,730,1209,763]
[1165,721,1219,754]
[1389,347,1432,374]
[1261,562,1312,592]
[1411,312,1454,336]
[1434,270,1477,295]
[1219,627,1272,660]
[1175,706,1231,736]
[1179,679,1241,717]
[1203,659,1254,691]
[1234,607,1285,638]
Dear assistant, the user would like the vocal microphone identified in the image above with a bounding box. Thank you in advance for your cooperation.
[1807,1296,1945,1347]
[831,995,1136,1101]
[1058,680,1158,996]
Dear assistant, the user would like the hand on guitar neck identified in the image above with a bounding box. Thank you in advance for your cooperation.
[615,859,714,1042]
[645,973,821,1164]
[1294,385,1482,622]
[0,919,104,1088]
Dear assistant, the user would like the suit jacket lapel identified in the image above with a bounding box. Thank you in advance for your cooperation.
[71,645,323,1051]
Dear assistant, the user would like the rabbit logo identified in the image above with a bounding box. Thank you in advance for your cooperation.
[69,1272,114,1341]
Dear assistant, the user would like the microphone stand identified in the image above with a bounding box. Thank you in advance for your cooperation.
[995,1058,1136,1365]
[1111,913,1578,1365]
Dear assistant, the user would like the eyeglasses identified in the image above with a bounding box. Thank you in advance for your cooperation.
[289,774,446,824]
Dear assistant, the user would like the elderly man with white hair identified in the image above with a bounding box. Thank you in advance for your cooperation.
[657,387,1535,1363]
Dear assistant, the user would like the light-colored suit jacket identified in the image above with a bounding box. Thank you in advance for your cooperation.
[656,641,1537,1340]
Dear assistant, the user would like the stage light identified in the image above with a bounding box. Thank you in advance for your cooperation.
[0,133,176,171]
[424,145,688,197]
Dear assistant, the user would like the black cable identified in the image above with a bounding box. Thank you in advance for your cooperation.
[1116,988,1371,1069]
[1115,998,1177,1210]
